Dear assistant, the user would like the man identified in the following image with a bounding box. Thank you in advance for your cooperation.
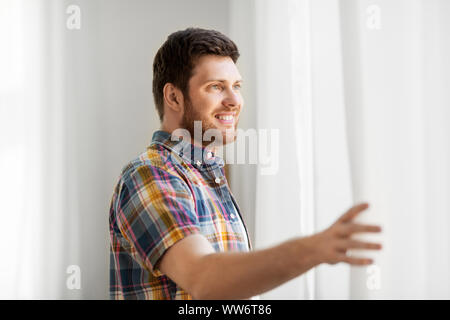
[109,28,383,300]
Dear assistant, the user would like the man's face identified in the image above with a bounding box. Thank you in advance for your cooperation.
[180,54,243,146]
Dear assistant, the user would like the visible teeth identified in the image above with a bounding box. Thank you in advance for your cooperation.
[216,115,233,121]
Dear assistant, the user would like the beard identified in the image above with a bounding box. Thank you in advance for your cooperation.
[180,96,238,147]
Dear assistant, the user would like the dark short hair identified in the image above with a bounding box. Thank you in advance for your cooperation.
[152,28,240,122]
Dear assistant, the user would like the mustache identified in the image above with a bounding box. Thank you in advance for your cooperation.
[213,109,239,114]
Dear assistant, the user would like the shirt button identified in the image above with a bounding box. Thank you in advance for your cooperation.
[215,177,221,184]
[230,213,236,219]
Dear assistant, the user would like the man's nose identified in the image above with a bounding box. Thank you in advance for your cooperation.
[223,88,241,107]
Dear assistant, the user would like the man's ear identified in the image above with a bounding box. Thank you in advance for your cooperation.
[163,83,184,113]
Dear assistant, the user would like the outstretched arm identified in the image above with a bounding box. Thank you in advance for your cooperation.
[158,202,382,299]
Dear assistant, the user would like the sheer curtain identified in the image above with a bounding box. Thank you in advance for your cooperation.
[230,0,352,299]
[252,0,317,299]
[0,0,92,299]
[230,0,450,299]
[342,0,450,299]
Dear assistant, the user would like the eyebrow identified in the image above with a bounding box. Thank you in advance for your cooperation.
[204,79,243,84]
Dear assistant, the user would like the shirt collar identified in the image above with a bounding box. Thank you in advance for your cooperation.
[150,130,224,169]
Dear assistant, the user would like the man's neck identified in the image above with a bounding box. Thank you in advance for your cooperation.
[159,125,217,155]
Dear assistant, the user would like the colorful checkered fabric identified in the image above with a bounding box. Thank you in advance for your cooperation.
[109,130,251,299]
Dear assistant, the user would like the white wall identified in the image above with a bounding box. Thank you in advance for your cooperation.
[228,0,258,248]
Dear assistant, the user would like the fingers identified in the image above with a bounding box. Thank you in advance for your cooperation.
[338,254,373,266]
[339,202,369,223]
[337,223,382,237]
[336,239,383,250]
[353,224,382,233]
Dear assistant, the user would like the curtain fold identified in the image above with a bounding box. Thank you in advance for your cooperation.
[251,0,321,299]
[229,0,352,299]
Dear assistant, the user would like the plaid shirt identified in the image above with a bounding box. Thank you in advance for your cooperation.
[109,130,252,299]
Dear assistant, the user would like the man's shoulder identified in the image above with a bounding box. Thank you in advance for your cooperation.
[119,143,185,185]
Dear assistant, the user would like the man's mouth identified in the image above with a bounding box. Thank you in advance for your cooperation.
[214,112,236,125]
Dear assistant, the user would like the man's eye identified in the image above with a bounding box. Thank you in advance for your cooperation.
[211,84,221,90]
[233,84,241,90]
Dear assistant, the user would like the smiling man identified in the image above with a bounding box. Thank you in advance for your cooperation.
[109,28,383,300]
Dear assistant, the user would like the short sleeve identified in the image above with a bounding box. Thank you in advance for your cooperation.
[114,164,201,275]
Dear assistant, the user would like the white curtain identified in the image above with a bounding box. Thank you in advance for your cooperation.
[230,0,352,299]
[252,0,319,299]
[342,0,450,299]
[230,0,450,299]
[0,0,39,298]
[0,0,101,299]
[0,0,60,299]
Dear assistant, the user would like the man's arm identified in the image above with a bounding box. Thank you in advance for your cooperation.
[158,203,383,300]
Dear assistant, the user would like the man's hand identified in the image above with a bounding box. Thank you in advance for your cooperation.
[308,202,383,266]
